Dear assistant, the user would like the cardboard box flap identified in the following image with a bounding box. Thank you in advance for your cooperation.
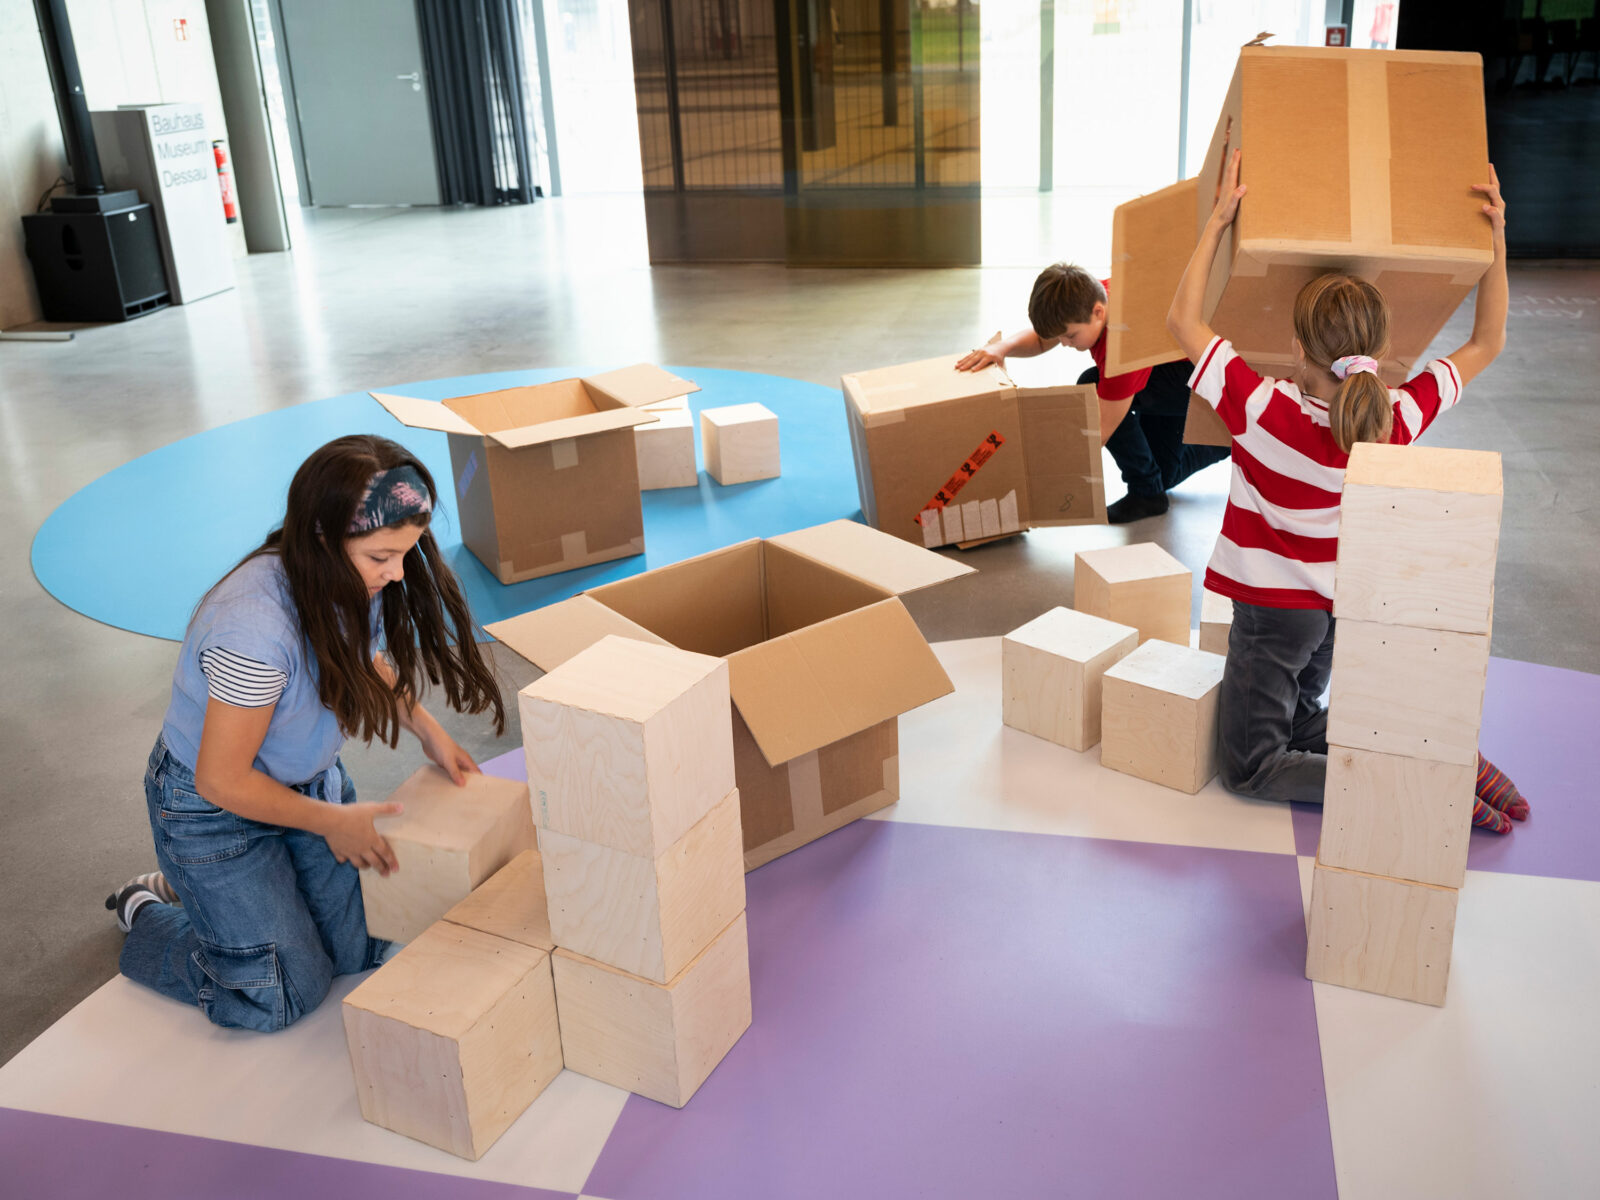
[485,596,670,672]
[1015,386,1107,527]
[841,355,1007,423]
[369,392,483,438]
[725,597,954,766]
[488,405,657,450]
[1106,177,1197,378]
[582,364,701,409]
[766,519,974,596]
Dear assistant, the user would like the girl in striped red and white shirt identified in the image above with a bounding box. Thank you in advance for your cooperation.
[1166,150,1527,831]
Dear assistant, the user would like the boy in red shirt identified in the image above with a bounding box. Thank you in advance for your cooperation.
[957,264,1230,523]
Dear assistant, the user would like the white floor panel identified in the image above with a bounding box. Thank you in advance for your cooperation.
[0,971,627,1192]
[880,638,1297,857]
[1295,856,1600,1200]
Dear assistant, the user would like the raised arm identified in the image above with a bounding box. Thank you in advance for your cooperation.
[1443,165,1508,386]
[1167,148,1246,363]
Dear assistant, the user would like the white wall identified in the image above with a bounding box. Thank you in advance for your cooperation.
[0,0,67,328]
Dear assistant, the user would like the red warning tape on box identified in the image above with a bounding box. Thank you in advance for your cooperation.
[916,431,1006,525]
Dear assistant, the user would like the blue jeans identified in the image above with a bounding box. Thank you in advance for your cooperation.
[120,737,387,1031]
[1081,362,1232,498]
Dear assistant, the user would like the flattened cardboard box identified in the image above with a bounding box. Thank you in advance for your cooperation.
[1106,45,1493,447]
[488,520,973,870]
[841,355,1105,548]
[373,364,700,583]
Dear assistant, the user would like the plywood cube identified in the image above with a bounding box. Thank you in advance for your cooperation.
[1199,588,1233,656]
[342,922,563,1159]
[540,788,745,983]
[553,910,751,1108]
[1318,747,1473,889]
[701,403,779,485]
[1100,639,1226,793]
[1326,620,1489,766]
[635,398,698,490]
[1073,542,1192,646]
[520,635,735,859]
[1335,443,1502,634]
[360,768,537,943]
[1305,861,1458,1007]
[442,849,552,951]
[1001,607,1139,751]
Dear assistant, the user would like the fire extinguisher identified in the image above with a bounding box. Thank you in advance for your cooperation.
[213,139,239,224]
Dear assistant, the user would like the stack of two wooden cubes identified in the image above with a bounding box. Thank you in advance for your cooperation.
[1307,443,1504,1006]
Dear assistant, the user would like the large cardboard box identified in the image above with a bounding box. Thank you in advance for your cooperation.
[1108,45,1493,446]
[840,355,1104,548]
[372,365,700,583]
[488,520,973,870]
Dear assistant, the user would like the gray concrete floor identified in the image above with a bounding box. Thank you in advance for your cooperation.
[2,195,1596,1067]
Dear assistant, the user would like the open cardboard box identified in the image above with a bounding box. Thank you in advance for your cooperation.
[1106,44,1493,447]
[841,355,1104,549]
[487,520,974,870]
[372,364,699,583]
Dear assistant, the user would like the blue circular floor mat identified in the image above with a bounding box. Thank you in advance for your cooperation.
[32,367,862,641]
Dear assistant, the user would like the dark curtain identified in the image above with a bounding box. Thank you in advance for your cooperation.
[416,0,537,205]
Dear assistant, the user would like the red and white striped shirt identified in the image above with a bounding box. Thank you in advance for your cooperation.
[1189,336,1463,611]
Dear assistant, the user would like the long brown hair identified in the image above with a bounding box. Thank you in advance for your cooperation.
[1293,274,1394,454]
[222,435,504,745]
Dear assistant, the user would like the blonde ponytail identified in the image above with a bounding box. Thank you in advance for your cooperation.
[1292,274,1394,453]
[1328,371,1393,453]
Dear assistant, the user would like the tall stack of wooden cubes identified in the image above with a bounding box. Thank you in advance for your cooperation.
[1306,443,1503,1006]
[520,634,752,1107]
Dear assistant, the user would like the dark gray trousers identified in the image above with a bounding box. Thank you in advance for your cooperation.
[1218,600,1336,805]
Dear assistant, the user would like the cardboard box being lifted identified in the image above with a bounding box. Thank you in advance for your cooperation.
[841,355,1104,549]
[1106,45,1493,446]
[372,365,699,583]
[488,520,973,870]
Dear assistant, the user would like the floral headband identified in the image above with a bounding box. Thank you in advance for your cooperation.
[348,465,433,535]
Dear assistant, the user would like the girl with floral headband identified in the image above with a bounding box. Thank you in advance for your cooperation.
[1165,152,1528,830]
[106,434,505,1031]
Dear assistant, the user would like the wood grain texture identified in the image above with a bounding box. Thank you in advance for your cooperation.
[1305,861,1458,1007]
[552,910,751,1108]
[635,401,698,490]
[1319,747,1473,889]
[1073,543,1193,646]
[701,403,779,485]
[1199,589,1233,656]
[442,849,553,951]
[1100,641,1226,794]
[539,788,745,983]
[1002,607,1138,751]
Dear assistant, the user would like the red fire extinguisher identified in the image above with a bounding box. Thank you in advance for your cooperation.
[213,139,239,224]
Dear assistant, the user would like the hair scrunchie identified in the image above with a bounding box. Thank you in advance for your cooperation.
[348,465,433,535]
[1330,355,1380,380]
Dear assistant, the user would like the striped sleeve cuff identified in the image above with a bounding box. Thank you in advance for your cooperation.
[199,646,288,709]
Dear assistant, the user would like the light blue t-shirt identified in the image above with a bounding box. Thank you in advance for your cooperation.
[161,553,382,789]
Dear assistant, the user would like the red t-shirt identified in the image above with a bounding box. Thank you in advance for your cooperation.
[1086,279,1153,402]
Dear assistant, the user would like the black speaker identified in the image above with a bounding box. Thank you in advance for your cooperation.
[23,197,171,323]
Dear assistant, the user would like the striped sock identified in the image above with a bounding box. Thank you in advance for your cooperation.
[1477,753,1530,821]
[104,871,177,933]
[1472,796,1512,834]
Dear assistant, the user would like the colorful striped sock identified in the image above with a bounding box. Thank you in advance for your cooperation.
[1472,796,1512,834]
[1477,753,1529,821]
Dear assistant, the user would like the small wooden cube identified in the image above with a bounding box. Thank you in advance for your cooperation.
[442,849,553,951]
[1319,747,1474,889]
[553,910,751,1108]
[361,768,536,943]
[1100,639,1226,793]
[1305,861,1458,1007]
[343,922,563,1159]
[701,403,779,485]
[520,635,734,859]
[1326,619,1489,766]
[1001,607,1139,751]
[1335,443,1502,634]
[540,787,745,983]
[635,398,698,490]
[1199,588,1233,656]
[1074,542,1192,646]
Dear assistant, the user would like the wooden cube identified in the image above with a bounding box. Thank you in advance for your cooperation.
[1305,861,1458,1007]
[520,635,735,859]
[343,923,563,1159]
[701,403,779,485]
[1319,747,1474,889]
[1074,542,1192,646]
[540,788,745,983]
[1199,588,1233,656]
[1335,443,1502,634]
[442,849,553,951]
[635,398,698,490]
[553,910,751,1108]
[361,768,536,943]
[1101,639,1226,793]
[1326,620,1489,766]
[1001,607,1139,751]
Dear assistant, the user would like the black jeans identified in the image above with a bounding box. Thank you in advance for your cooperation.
[1081,361,1231,498]
[1218,600,1336,805]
